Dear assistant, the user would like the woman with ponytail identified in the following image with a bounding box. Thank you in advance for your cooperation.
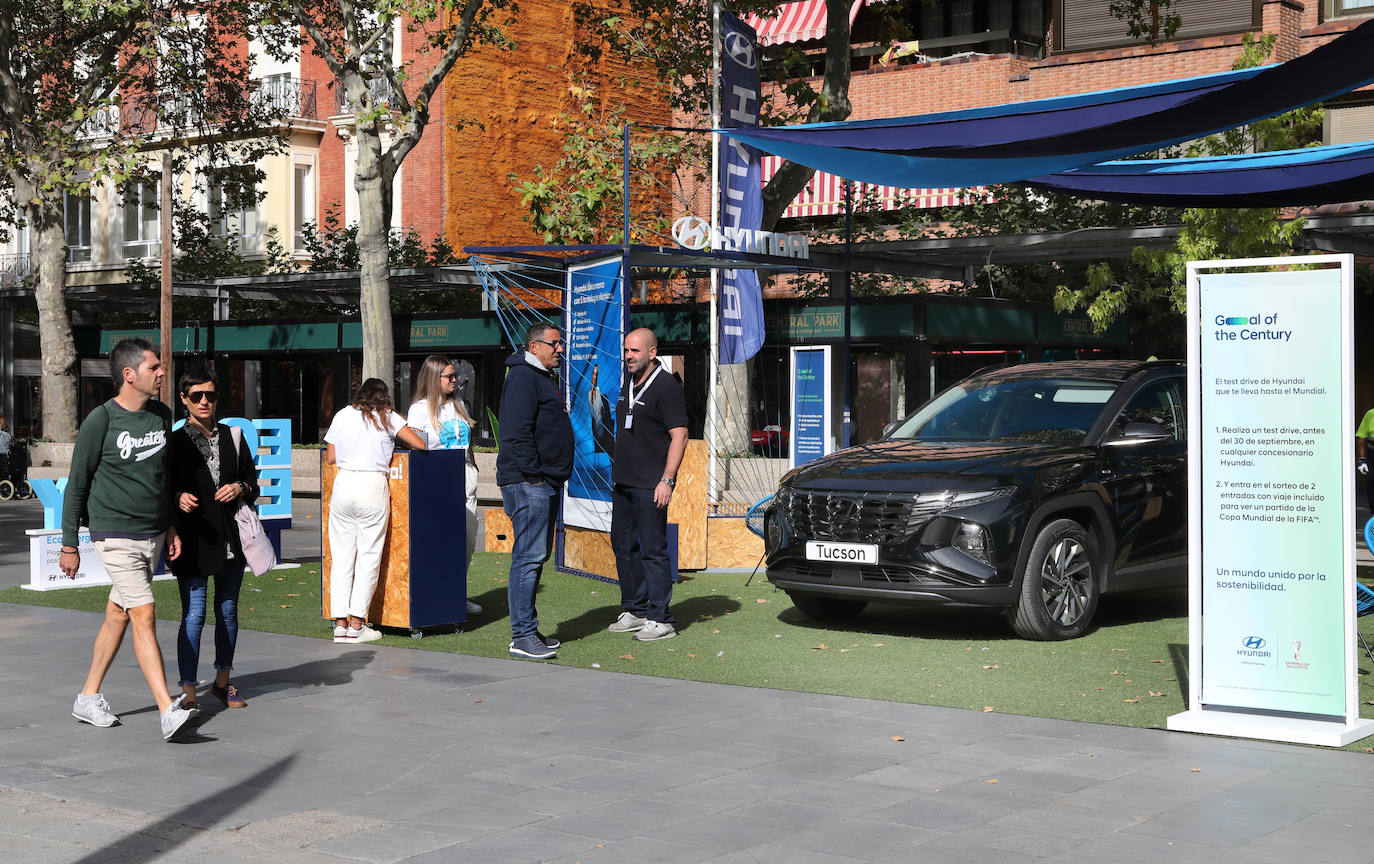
[324,378,426,643]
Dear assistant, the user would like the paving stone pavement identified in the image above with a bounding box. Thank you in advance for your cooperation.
[2,602,1374,863]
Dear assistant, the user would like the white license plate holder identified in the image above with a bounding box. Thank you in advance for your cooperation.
[804,541,878,565]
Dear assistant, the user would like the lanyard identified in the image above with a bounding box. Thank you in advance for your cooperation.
[627,363,662,415]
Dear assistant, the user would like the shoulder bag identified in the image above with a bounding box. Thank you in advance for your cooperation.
[227,425,277,576]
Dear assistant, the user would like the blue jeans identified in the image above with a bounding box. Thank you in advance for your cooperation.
[176,566,244,686]
[610,484,675,624]
[502,481,560,640]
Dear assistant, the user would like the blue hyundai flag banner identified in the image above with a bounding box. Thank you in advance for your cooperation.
[564,255,624,530]
[718,9,765,365]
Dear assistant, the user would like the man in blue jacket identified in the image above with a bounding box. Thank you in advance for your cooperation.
[497,321,573,659]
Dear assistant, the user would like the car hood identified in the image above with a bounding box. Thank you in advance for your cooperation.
[783,438,1091,493]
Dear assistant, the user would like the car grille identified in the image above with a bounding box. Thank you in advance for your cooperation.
[781,490,941,544]
[787,562,941,586]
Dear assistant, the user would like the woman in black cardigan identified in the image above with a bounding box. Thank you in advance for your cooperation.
[170,366,259,711]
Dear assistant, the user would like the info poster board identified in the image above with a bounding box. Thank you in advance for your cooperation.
[563,254,626,530]
[790,345,832,468]
[1168,254,1374,746]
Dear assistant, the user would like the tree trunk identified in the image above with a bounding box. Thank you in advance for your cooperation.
[354,128,394,388]
[20,175,79,441]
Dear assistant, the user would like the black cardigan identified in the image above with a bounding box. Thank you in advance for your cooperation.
[170,423,260,578]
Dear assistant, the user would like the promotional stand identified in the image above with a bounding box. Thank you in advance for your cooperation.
[321,449,469,638]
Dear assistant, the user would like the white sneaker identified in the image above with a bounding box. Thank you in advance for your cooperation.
[160,694,198,741]
[466,599,483,615]
[609,611,648,633]
[348,624,383,643]
[333,624,352,644]
[73,692,119,727]
[633,620,677,641]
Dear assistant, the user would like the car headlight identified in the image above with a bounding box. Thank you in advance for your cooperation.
[907,487,1013,530]
[952,521,993,565]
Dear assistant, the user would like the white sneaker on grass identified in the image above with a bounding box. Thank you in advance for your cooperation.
[333,624,352,644]
[348,624,383,643]
[633,620,677,641]
[72,693,119,727]
[609,611,648,633]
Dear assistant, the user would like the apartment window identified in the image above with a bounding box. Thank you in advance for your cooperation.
[1328,0,1374,18]
[293,162,314,250]
[208,172,260,253]
[1057,0,1257,53]
[122,180,160,259]
[65,191,92,263]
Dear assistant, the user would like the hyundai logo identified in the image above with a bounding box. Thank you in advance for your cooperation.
[724,32,757,70]
[672,216,710,250]
[1243,636,1266,650]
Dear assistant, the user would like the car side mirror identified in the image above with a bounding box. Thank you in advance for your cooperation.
[881,420,901,439]
[1107,420,1173,445]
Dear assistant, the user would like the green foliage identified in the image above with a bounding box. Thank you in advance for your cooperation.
[510,87,697,245]
[1109,0,1182,44]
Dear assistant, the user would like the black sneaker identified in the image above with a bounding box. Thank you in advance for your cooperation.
[537,632,561,650]
[509,635,556,659]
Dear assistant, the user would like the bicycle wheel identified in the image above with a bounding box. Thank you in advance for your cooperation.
[0,480,14,500]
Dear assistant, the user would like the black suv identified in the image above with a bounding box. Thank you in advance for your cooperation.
[764,360,1186,640]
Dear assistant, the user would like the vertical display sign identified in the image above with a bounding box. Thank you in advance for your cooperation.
[790,346,831,467]
[717,10,765,365]
[1170,254,1374,746]
[564,255,625,530]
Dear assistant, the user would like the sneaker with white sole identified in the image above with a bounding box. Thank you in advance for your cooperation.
[608,611,648,633]
[348,624,383,643]
[160,694,198,741]
[72,692,119,727]
[537,631,561,650]
[633,620,677,641]
[466,599,483,615]
[333,624,352,644]
[509,635,557,659]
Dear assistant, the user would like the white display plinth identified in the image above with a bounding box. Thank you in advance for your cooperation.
[24,529,175,591]
[1169,707,1374,747]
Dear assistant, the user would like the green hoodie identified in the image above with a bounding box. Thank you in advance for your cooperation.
[61,399,173,547]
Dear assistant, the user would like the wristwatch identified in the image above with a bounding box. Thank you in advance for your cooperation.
[661,477,676,488]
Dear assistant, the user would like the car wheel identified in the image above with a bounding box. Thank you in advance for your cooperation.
[787,591,867,621]
[1009,518,1100,640]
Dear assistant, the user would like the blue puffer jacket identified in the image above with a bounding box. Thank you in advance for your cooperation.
[495,353,574,487]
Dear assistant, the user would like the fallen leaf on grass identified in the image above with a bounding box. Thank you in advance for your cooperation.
[713,629,721,634]
[618,654,635,660]
[1095,687,1105,691]
[982,706,994,713]
[279,604,291,608]
[688,654,697,658]
[286,593,300,597]
[890,735,905,742]
[1150,659,1165,663]
[1124,698,1140,703]
[840,648,851,653]
[812,644,828,650]
[1111,648,1127,652]
[981,664,999,670]
[755,598,770,604]
[1164,677,1177,682]
[1149,691,1165,697]
[873,643,886,647]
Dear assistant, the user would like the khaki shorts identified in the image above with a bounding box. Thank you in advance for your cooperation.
[93,535,165,610]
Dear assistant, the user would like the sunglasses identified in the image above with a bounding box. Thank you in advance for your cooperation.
[184,391,219,404]
[441,373,458,381]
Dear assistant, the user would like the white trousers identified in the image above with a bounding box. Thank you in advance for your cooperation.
[464,462,479,569]
[328,469,390,619]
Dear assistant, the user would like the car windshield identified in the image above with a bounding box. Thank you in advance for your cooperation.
[888,378,1119,444]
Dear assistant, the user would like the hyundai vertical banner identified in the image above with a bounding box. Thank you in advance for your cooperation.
[1170,254,1374,747]
[718,10,765,364]
[564,256,625,530]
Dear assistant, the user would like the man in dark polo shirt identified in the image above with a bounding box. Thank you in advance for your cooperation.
[608,328,688,641]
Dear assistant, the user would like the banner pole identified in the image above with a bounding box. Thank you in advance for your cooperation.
[707,1,721,503]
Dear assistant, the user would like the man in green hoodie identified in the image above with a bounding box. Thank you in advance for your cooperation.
[62,338,198,741]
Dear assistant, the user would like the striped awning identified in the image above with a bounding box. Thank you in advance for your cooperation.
[761,156,981,218]
[746,0,866,46]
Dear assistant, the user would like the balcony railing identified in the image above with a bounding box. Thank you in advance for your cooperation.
[0,253,29,286]
[335,75,397,114]
[77,77,320,139]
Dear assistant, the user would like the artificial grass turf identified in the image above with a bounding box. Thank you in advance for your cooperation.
[6,553,1374,751]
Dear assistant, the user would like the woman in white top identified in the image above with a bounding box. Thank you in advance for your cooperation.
[407,355,482,616]
[324,378,426,643]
